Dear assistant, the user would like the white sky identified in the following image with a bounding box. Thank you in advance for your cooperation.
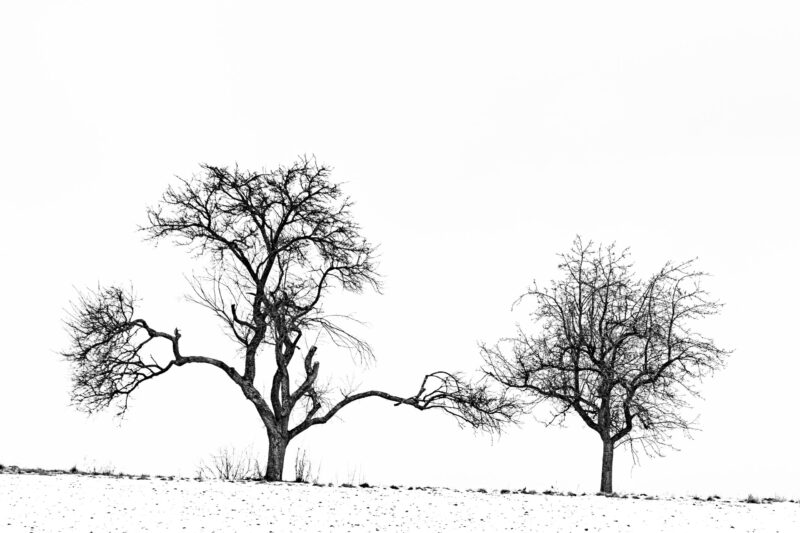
[1,1,798,497]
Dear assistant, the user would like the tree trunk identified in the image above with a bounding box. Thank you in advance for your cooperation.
[265,435,288,482]
[600,438,614,493]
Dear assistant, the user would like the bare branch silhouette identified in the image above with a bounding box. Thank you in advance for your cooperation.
[481,236,730,493]
[61,158,500,481]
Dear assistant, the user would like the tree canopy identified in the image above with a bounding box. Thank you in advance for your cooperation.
[481,237,730,492]
[62,158,518,481]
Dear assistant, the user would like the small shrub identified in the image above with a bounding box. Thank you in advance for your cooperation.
[500,489,510,494]
[745,494,761,504]
[343,467,365,487]
[390,485,399,490]
[341,483,355,488]
[476,488,487,494]
[198,446,260,481]
[359,482,371,488]
[294,449,315,483]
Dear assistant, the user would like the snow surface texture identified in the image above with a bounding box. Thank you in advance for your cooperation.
[1,474,798,532]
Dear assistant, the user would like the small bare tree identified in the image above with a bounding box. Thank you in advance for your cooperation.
[61,158,517,481]
[481,237,730,493]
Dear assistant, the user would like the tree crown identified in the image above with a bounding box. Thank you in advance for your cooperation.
[61,158,514,440]
[145,157,379,357]
[483,236,730,455]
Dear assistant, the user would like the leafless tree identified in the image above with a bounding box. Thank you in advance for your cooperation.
[481,237,730,493]
[61,158,518,481]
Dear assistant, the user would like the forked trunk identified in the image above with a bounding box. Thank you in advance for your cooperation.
[265,436,288,482]
[600,438,614,493]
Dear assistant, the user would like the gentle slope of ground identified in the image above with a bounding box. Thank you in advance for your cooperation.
[1,472,798,532]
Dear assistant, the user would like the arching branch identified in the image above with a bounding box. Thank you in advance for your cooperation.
[289,371,522,439]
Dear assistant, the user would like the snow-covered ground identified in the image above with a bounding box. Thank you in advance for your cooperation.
[1,473,798,532]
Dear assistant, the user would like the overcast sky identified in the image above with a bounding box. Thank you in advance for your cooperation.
[1,1,798,497]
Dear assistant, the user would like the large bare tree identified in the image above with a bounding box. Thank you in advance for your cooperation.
[481,237,730,493]
[61,158,516,481]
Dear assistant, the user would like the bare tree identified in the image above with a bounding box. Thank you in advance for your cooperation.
[61,158,517,481]
[481,237,730,493]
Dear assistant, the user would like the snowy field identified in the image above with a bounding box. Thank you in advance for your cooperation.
[1,473,798,532]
